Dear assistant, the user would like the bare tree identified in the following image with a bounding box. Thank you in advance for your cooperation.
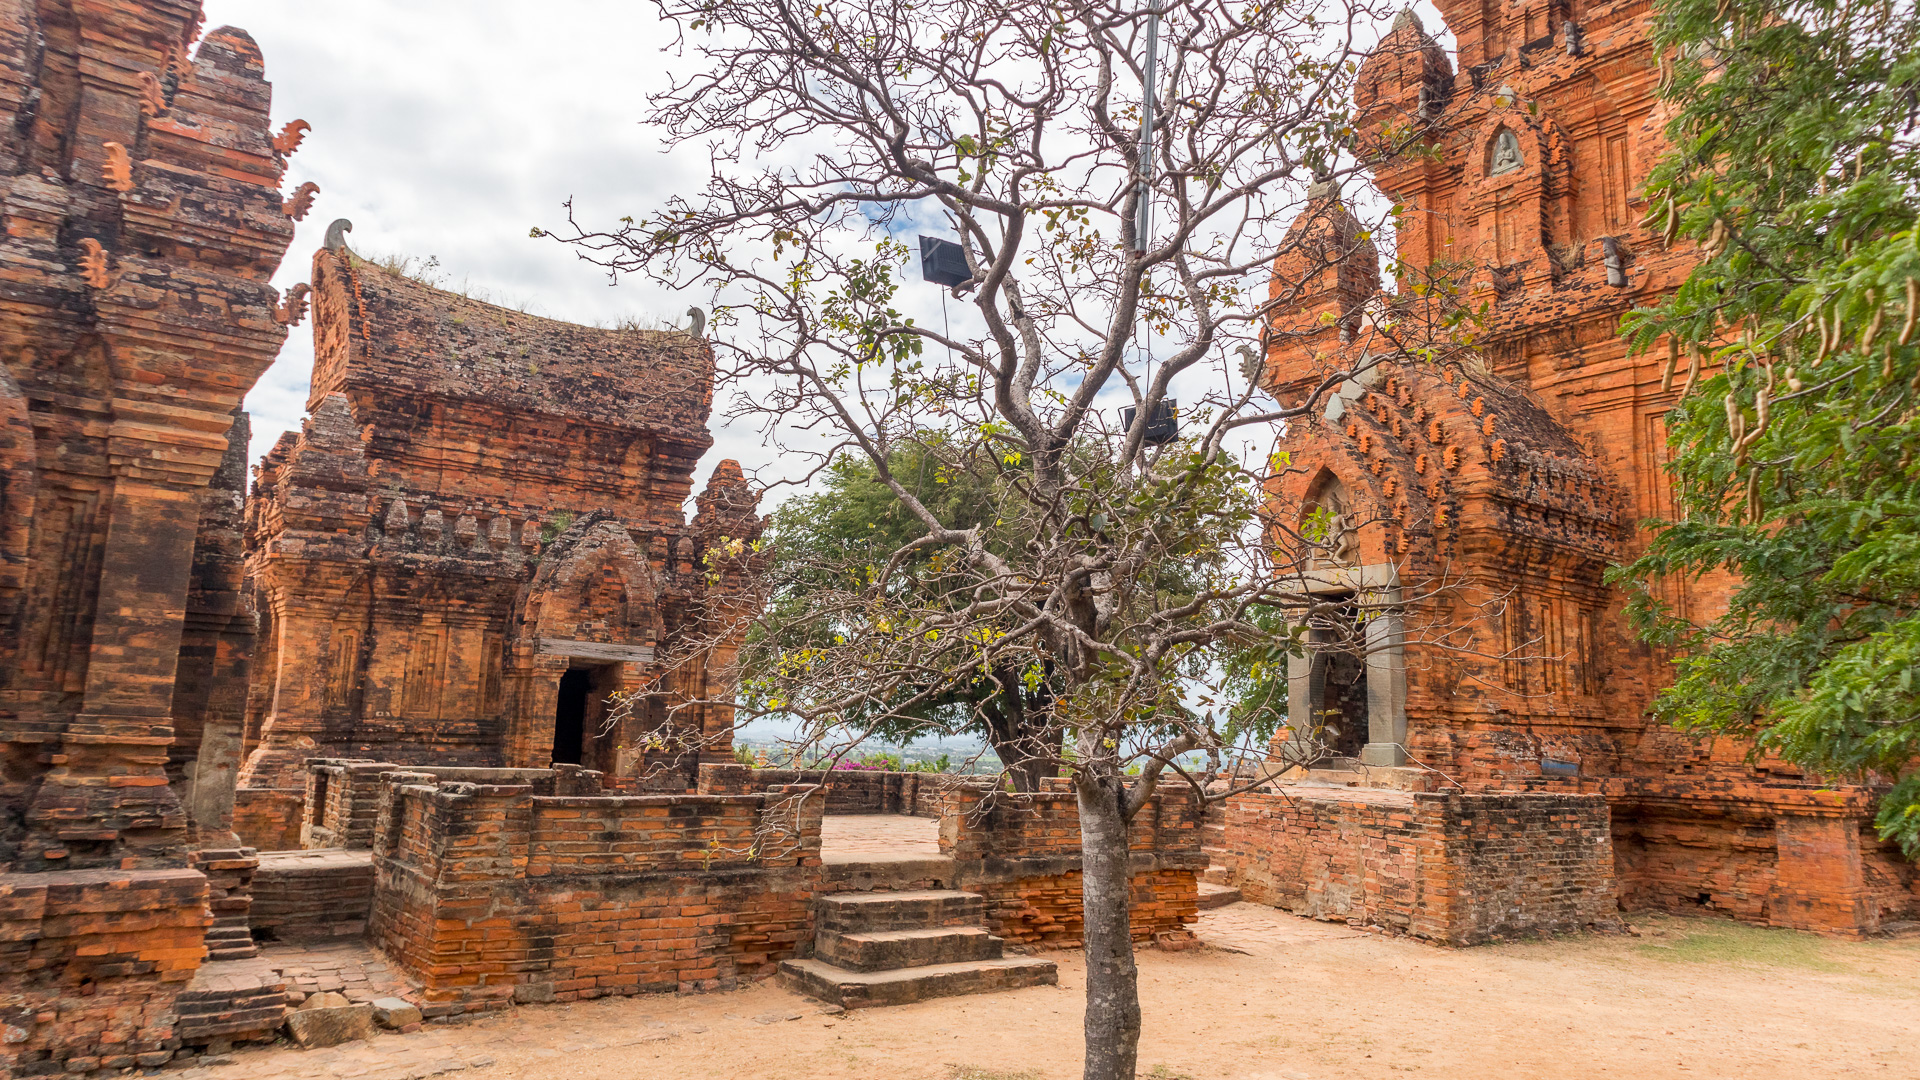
[543,1,1474,1076]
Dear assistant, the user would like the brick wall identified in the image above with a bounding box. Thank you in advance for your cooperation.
[367,773,823,1016]
[1220,786,1615,944]
[0,870,210,1075]
[250,850,376,941]
[937,784,1206,947]
[232,789,305,853]
[1610,785,1920,937]
[303,759,577,850]
[697,763,966,815]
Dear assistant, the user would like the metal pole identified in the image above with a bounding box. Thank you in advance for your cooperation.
[1132,6,1160,253]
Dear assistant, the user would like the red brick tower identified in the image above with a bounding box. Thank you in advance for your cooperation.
[0,2,306,1069]
[1260,2,1918,934]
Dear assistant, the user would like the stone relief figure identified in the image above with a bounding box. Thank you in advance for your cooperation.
[1490,129,1524,175]
[1309,478,1360,564]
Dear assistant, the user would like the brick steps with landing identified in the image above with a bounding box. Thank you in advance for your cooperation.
[1198,881,1242,909]
[779,956,1058,1009]
[782,889,1058,1008]
[814,926,1002,972]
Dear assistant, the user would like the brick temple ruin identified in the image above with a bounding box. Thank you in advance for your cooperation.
[0,2,304,1072]
[0,0,1912,1073]
[228,229,766,850]
[1239,0,1920,938]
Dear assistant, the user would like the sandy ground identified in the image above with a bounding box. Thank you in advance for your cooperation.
[202,903,1920,1080]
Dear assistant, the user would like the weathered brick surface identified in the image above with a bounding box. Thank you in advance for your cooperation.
[233,788,305,853]
[250,849,376,942]
[364,773,823,1014]
[0,869,212,1075]
[937,785,1205,947]
[237,251,764,834]
[1255,0,1920,935]
[1220,786,1614,944]
[0,4,306,1068]
[699,762,969,816]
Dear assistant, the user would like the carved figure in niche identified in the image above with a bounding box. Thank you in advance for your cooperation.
[1308,476,1360,565]
[1490,129,1523,175]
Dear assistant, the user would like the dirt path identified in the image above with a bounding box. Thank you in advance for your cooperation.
[201,904,1920,1080]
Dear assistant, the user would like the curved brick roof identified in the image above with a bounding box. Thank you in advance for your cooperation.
[308,248,716,448]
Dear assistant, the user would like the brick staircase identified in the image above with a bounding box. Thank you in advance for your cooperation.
[780,890,1057,1008]
[1196,810,1241,907]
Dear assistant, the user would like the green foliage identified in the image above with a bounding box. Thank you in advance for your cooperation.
[1212,603,1296,753]
[540,510,574,545]
[746,438,1020,740]
[1615,0,1920,854]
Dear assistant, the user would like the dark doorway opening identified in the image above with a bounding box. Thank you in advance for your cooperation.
[1311,593,1369,762]
[552,668,591,765]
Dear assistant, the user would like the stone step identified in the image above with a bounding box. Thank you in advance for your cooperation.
[1198,881,1241,909]
[815,926,1003,972]
[1200,864,1233,886]
[779,956,1057,1009]
[814,889,984,934]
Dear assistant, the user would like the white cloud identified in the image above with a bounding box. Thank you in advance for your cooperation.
[210,0,1454,503]
[207,0,749,478]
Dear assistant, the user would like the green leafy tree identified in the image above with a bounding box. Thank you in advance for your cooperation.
[1618,0,1920,853]
[754,441,1070,790]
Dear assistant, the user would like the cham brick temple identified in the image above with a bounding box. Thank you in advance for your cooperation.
[0,0,1911,1074]
[1239,0,1920,937]
[228,228,766,849]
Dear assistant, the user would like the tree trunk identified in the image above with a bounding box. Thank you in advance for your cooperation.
[1076,770,1140,1080]
[983,676,1057,794]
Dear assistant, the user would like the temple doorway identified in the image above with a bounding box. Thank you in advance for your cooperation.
[554,664,623,768]
[1309,593,1369,762]
[1318,649,1369,760]
[552,669,591,765]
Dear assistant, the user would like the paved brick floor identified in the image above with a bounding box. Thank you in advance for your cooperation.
[819,813,941,856]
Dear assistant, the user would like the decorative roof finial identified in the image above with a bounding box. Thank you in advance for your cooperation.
[685,306,707,339]
[273,120,311,156]
[324,218,353,253]
[282,181,319,221]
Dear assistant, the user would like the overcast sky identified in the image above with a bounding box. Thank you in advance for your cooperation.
[207,0,1451,503]
[206,0,750,472]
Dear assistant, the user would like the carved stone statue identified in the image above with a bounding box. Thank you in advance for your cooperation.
[1311,481,1360,565]
[1491,129,1524,175]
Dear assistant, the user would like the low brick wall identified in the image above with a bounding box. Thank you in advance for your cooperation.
[368,771,824,1016]
[302,760,587,850]
[1611,785,1920,936]
[938,784,1206,947]
[232,788,304,852]
[1220,786,1615,944]
[0,869,211,1075]
[251,849,376,942]
[698,763,965,815]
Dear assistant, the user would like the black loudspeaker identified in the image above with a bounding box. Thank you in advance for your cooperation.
[918,235,973,290]
[1120,399,1179,446]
